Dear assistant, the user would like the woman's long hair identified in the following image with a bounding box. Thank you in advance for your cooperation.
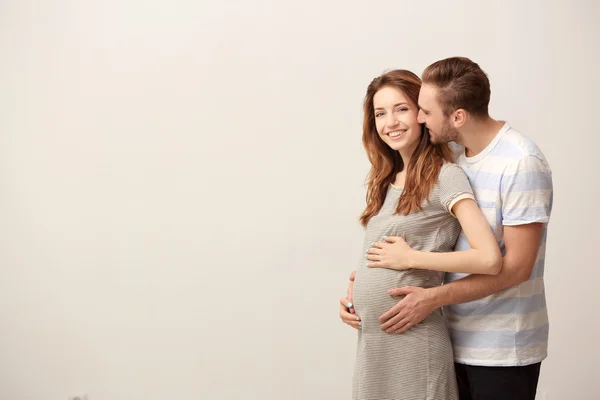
[359,70,453,227]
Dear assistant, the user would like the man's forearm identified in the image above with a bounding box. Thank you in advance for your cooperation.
[428,223,544,309]
[430,255,523,308]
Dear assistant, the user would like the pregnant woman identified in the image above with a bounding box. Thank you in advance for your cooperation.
[346,70,501,400]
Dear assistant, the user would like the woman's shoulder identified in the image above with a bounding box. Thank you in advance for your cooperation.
[439,161,466,178]
[437,162,472,190]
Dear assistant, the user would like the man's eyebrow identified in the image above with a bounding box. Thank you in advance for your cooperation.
[418,104,429,112]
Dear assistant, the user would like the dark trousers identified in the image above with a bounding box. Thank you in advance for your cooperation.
[455,362,542,400]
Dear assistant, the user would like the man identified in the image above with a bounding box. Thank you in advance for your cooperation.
[340,57,553,400]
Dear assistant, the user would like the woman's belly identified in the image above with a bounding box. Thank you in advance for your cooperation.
[352,267,439,333]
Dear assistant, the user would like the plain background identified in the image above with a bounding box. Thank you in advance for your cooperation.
[1,1,599,399]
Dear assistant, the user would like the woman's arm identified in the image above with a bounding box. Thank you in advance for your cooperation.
[410,197,501,274]
[366,198,502,275]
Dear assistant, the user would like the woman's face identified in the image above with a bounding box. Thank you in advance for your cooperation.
[373,86,421,156]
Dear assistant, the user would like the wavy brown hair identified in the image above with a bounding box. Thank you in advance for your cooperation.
[359,70,453,227]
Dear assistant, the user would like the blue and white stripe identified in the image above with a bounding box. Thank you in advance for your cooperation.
[445,122,553,367]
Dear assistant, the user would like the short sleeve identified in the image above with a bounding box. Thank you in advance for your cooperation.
[438,163,475,215]
[501,155,553,226]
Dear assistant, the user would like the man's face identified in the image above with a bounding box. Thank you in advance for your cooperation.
[417,83,459,144]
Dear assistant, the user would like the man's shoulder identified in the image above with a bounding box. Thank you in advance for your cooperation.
[495,124,549,165]
[454,122,551,175]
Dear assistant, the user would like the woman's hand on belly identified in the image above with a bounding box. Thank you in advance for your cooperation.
[339,296,361,330]
[339,270,361,330]
[366,236,413,271]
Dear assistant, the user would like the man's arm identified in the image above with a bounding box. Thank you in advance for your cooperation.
[379,223,544,333]
[430,222,544,307]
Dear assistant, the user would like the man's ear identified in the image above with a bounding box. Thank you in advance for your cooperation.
[453,109,467,128]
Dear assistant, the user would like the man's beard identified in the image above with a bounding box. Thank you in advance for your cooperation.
[434,118,459,144]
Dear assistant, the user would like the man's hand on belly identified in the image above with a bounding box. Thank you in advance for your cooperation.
[378,286,438,333]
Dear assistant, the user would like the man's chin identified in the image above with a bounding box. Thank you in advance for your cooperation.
[430,135,451,145]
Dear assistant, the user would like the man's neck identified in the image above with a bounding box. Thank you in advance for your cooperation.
[458,118,505,158]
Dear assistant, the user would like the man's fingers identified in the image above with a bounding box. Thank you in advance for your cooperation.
[371,241,384,249]
[388,286,416,297]
[384,236,398,243]
[387,317,411,333]
[393,320,414,334]
[380,309,407,330]
[379,302,404,323]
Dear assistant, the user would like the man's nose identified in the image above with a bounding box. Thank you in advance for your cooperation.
[417,109,425,124]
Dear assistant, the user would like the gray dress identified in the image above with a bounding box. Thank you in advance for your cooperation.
[352,163,473,400]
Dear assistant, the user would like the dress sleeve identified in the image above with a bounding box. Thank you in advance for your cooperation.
[438,163,475,216]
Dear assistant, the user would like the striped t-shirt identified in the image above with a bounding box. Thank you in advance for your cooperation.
[445,122,553,367]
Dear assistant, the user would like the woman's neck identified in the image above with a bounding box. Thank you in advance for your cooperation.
[394,151,412,187]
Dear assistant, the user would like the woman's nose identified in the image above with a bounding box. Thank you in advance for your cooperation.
[386,114,399,127]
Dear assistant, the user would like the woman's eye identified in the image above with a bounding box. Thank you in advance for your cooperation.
[375,112,384,117]
[397,107,408,112]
